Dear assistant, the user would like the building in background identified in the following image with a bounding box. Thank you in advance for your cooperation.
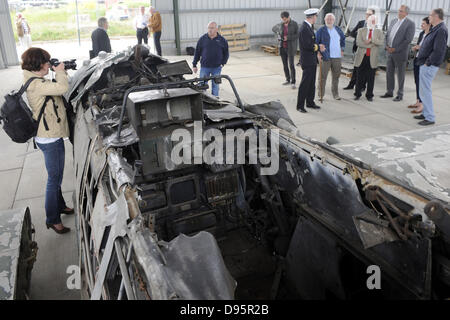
[0,0,19,69]
[152,0,325,55]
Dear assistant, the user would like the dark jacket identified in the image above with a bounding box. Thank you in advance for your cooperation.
[298,21,318,67]
[193,33,229,68]
[91,28,111,58]
[349,20,365,53]
[416,22,448,67]
[417,30,426,45]
[413,31,426,63]
[272,19,299,56]
[316,25,346,61]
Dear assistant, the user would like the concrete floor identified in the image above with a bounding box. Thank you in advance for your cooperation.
[1,39,449,299]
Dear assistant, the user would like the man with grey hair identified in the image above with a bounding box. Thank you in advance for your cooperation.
[192,21,229,97]
[414,8,448,125]
[90,17,111,58]
[344,7,375,90]
[381,4,415,101]
[354,15,385,101]
[316,13,346,100]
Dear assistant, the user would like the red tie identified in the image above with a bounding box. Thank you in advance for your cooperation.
[366,29,373,56]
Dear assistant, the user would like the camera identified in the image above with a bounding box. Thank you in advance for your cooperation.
[49,58,77,70]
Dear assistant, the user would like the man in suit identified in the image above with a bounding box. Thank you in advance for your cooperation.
[414,8,448,126]
[353,15,385,101]
[272,11,299,89]
[91,17,111,58]
[381,5,415,101]
[344,8,375,90]
[296,8,320,113]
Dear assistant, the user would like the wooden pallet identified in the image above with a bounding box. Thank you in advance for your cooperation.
[261,45,279,55]
[340,63,353,78]
[219,23,250,52]
[341,70,352,78]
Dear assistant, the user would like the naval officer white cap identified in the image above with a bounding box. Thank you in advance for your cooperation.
[304,8,319,17]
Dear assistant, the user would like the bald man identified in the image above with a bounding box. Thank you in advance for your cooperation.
[192,22,229,97]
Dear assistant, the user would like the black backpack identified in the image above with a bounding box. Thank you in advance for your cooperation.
[0,77,51,144]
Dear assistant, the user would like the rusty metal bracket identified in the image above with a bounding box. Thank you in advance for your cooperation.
[364,185,421,241]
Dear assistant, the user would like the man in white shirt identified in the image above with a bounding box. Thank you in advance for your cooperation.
[381,5,415,102]
[135,6,149,45]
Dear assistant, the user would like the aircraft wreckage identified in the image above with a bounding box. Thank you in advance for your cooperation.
[63,46,449,300]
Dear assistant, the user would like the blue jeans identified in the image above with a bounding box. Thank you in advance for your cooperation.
[36,138,67,224]
[200,66,222,96]
[419,65,439,122]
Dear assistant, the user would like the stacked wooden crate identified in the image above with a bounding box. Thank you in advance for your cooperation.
[219,24,250,52]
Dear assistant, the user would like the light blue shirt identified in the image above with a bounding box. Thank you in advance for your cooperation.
[327,27,342,58]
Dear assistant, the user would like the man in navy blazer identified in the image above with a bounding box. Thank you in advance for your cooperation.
[414,8,448,126]
[316,13,346,100]
[296,8,320,113]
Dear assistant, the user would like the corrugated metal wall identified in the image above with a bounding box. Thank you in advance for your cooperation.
[153,0,324,52]
[332,0,450,45]
[0,0,19,68]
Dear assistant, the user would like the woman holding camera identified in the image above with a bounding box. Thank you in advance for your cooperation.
[22,47,73,234]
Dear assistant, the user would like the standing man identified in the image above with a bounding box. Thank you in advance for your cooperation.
[192,21,229,97]
[16,13,32,49]
[296,8,320,113]
[90,17,111,58]
[381,5,415,102]
[344,8,375,90]
[353,15,384,102]
[135,6,149,45]
[272,11,299,89]
[414,8,448,126]
[316,13,346,100]
[149,6,162,56]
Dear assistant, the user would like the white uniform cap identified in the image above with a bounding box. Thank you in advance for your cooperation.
[304,8,319,17]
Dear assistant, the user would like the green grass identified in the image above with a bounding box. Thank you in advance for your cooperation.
[11,0,148,42]
[127,2,149,9]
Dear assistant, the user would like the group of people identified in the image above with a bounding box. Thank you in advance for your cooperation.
[273,6,448,126]
[17,16,228,235]
[90,6,162,58]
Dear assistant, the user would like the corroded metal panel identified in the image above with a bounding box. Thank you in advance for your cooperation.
[337,125,450,204]
[0,207,28,300]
